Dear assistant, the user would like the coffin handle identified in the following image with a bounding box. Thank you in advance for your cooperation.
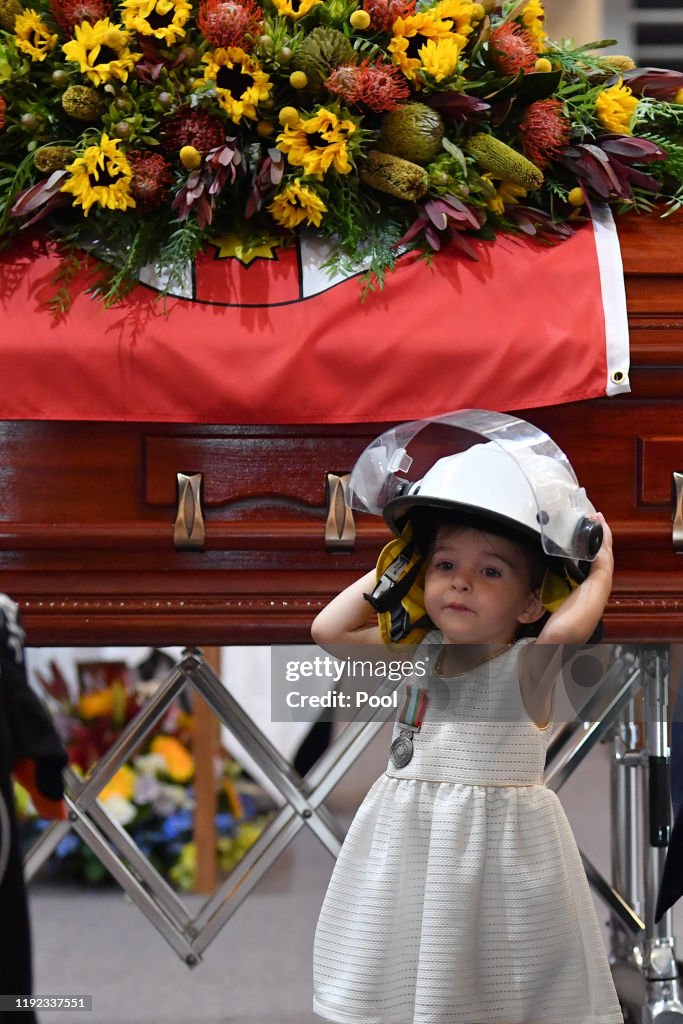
[325,473,356,551]
[174,472,205,551]
[673,472,683,552]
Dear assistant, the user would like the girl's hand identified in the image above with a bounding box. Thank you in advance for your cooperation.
[587,513,613,583]
[537,512,614,646]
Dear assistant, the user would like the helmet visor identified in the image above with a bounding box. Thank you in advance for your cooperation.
[347,409,601,562]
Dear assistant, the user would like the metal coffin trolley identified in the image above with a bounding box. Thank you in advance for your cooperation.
[20,641,683,1023]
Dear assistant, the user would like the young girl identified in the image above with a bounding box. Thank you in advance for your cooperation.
[311,435,623,1024]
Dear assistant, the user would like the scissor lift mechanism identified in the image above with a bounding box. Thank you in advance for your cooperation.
[24,645,683,1021]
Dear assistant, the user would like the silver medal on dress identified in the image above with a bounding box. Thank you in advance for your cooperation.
[389,730,414,768]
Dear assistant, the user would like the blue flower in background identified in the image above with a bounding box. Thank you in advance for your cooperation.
[162,810,193,840]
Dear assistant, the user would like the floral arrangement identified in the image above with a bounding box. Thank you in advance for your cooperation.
[16,657,271,889]
[1,0,683,305]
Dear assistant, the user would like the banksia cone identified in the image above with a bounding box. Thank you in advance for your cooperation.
[360,150,429,200]
[378,102,445,164]
[601,55,636,73]
[61,85,103,121]
[0,96,5,131]
[34,145,75,172]
[465,132,544,189]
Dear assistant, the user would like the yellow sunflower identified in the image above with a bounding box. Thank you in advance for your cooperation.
[430,0,480,37]
[270,0,322,19]
[418,35,462,82]
[595,79,639,135]
[62,18,141,87]
[60,133,136,215]
[202,46,272,123]
[121,0,192,45]
[521,0,546,52]
[276,108,356,178]
[389,10,461,81]
[269,179,327,228]
[14,9,58,62]
[150,735,194,783]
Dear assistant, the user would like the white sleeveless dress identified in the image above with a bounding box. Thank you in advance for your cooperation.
[313,633,623,1024]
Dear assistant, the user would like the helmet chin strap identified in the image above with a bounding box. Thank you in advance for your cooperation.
[365,522,432,646]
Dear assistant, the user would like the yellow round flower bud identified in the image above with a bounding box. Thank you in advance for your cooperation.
[568,187,585,207]
[257,120,275,137]
[674,89,683,105]
[289,70,308,89]
[179,145,202,169]
[535,57,553,73]
[278,105,300,126]
[471,3,485,18]
[350,9,371,29]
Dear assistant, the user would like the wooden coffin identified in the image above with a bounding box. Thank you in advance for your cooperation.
[0,211,682,645]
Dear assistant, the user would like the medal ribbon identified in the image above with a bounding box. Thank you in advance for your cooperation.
[399,684,429,731]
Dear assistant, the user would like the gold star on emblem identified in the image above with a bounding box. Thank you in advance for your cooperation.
[209,233,281,265]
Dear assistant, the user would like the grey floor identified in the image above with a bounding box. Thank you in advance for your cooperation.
[26,734,676,1024]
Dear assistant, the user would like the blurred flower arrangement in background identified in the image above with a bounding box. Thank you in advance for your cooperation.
[14,656,271,889]
[1,0,683,304]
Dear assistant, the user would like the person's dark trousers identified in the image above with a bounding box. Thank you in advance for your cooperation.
[0,763,38,1024]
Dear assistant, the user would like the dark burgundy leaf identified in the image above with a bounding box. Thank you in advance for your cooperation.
[426,92,491,122]
[619,67,683,99]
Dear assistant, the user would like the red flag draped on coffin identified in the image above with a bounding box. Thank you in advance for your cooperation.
[0,209,629,424]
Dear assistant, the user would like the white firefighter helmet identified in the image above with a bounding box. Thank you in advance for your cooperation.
[348,409,602,579]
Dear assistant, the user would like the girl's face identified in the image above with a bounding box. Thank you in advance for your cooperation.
[423,525,544,645]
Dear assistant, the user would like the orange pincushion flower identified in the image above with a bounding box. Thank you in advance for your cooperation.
[50,0,111,34]
[519,98,570,168]
[327,58,410,112]
[362,0,416,34]
[489,22,537,75]
[197,0,262,50]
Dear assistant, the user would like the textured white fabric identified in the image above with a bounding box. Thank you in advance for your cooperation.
[313,633,623,1024]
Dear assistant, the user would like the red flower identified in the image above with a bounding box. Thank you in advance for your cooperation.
[489,23,537,75]
[128,150,173,213]
[519,99,571,168]
[0,97,6,132]
[362,0,416,34]
[197,0,263,50]
[50,0,111,35]
[327,59,410,112]
[163,106,227,156]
